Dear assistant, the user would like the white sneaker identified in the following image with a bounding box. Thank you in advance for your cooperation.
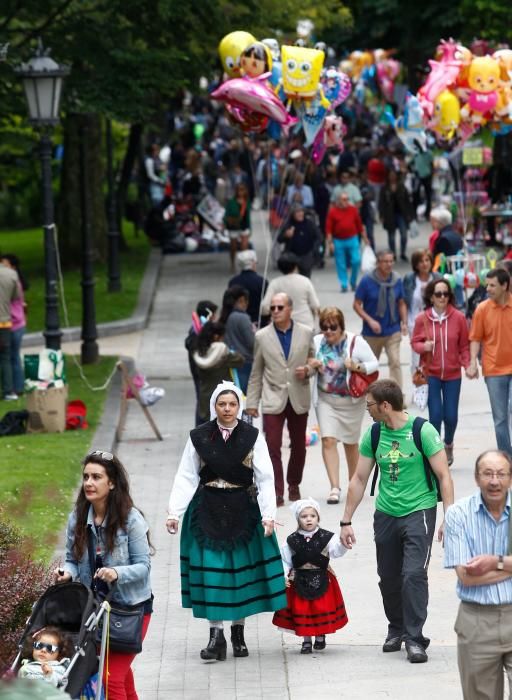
[4,393,18,401]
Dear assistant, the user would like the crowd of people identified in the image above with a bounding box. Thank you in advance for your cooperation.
[7,93,512,700]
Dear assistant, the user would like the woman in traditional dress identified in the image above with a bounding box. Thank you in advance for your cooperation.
[166,382,287,662]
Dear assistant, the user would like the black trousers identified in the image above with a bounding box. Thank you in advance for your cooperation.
[374,507,437,647]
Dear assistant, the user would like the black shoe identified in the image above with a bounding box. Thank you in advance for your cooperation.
[382,635,402,652]
[313,635,326,650]
[301,640,312,654]
[400,254,408,262]
[200,628,227,661]
[276,495,285,507]
[231,625,249,657]
[405,641,428,663]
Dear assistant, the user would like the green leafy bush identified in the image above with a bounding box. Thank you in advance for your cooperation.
[0,513,53,674]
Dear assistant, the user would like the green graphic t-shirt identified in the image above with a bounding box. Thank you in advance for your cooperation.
[359,416,443,517]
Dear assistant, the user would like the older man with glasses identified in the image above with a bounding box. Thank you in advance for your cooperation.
[246,292,315,506]
[340,379,453,664]
[444,450,512,699]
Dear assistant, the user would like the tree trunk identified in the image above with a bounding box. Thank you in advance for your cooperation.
[116,122,145,248]
[57,113,107,266]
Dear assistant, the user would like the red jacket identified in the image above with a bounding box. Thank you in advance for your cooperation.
[326,205,362,240]
[411,305,470,380]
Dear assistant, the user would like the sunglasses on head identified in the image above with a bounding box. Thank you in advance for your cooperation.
[320,323,339,332]
[88,450,114,461]
[270,305,285,311]
[433,291,450,298]
[33,641,59,654]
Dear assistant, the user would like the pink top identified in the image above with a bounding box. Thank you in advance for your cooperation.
[10,280,26,331]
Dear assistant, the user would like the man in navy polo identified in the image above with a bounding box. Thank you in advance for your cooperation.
[353,249,408,389]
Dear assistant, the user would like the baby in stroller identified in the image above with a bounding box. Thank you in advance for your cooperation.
[18,626,72,686]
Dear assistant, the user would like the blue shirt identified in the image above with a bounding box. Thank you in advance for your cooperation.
[274,322,293,360]
[355,274,404,336]
[444,491,512,605]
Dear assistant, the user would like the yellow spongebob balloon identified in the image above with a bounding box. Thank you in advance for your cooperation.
[281,46,325,102]
[219,31,256,78]
[433,90,460,139]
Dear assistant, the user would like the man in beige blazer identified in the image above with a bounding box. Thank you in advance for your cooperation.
[246,292,315,506]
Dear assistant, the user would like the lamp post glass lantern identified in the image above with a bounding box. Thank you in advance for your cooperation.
[16,41,69,350]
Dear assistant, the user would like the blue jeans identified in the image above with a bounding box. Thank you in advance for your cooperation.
[333,236,361,290]
[386,214,408,257]
[0,328,13,397]
[484,375,512,455]
[427,376,461,445]
[10,326,25,394]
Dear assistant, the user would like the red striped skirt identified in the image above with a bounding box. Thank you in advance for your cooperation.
[272,571,348,636]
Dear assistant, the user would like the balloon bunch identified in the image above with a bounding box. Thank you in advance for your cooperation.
[211,31,352,159]
[417,39,512,146]
[341,49,402,106]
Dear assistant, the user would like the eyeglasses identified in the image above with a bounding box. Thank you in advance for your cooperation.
[33,641,59,654]
[433,291,450,298]
[88,450,114,460]
[320,324,339,332]
[270,305,285,312]
[478,471,511,481]
[366,401,377,408]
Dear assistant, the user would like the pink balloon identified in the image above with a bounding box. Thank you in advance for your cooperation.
[211,75,298,133]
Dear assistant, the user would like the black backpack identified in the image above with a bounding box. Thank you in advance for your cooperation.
[0,409,29,436]
[369,416,441,501]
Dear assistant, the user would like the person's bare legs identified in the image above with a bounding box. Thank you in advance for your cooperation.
[322,436,340,489]
[239,234,249,251]
[343,442,360,480]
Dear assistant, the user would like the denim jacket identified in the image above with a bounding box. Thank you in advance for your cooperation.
[64,506,152,607]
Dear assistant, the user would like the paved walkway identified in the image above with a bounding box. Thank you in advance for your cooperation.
[103,214,498,699]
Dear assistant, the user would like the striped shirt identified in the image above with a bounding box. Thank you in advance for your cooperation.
[444,490,512,605]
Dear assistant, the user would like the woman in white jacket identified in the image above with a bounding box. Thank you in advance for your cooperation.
[309,307,379,504]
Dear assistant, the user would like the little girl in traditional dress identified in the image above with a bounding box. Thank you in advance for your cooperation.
[18,626,72,686]
[272,498,348,653]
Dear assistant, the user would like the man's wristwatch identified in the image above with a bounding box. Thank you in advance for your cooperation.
[497,555,504,571]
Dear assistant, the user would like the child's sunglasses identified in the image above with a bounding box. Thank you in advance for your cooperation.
[33,641,59,653]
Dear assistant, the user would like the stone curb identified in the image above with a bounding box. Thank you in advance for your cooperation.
[22,247,163,348]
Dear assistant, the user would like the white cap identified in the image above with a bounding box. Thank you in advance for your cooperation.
[290,497,321,521]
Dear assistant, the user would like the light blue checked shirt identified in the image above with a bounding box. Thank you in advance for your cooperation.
[444,490,512,605]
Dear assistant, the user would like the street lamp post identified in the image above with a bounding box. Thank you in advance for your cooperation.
[106,118,121,292]
[16,40,69,350]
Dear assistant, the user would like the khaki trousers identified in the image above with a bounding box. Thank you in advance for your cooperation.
[363,332,402,389]
[455,601,512,699]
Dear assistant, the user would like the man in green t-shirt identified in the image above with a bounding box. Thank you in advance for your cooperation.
[340,379,453,664]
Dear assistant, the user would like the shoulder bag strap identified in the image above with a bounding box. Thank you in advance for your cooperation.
[349,335,356,358]
[369,422,381,496]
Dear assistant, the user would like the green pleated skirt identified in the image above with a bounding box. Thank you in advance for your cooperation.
[180,493,287,620]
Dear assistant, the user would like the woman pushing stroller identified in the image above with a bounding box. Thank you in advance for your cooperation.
[54,450,153,700]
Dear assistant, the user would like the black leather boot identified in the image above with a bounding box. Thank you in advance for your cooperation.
[230,624,249,657]
[200,628,227,661]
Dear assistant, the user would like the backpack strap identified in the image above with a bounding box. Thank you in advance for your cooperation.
[412,416,441,501]
[369,422,381,496]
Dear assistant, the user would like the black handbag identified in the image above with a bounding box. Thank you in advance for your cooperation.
[87,528,145,654]
[96,602,144,654]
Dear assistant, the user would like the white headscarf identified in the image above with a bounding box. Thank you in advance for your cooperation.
[290,497,321,522]
[209,381,245,420]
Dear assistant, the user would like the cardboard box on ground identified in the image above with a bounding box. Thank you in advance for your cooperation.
[26,385,68,433]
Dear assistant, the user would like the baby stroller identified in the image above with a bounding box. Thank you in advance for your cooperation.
[8,582,109,699]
